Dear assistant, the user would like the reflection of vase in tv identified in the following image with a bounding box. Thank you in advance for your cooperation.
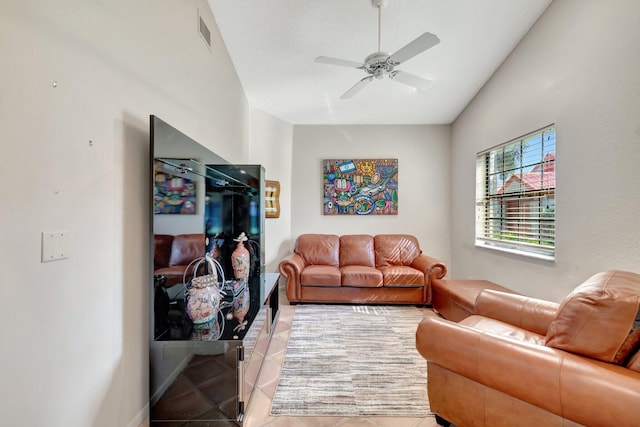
[210,239,221,262]
[231,232,250,280]
[233,280,250,324]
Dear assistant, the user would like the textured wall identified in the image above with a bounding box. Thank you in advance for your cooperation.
[0,1,248,426]
[450,0,640,301]
[248,108,294,272]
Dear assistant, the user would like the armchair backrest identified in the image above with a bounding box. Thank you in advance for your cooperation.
[546,270,640,366]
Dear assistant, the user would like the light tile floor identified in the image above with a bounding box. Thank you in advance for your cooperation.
[242,290,441,427]
[150,284,441,427]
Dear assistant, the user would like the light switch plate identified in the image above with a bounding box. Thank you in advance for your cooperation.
[41,231,70,262]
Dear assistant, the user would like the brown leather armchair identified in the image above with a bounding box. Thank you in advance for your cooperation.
[416,270,640,427]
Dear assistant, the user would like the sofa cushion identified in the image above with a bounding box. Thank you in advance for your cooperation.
[296,234,340,267]
[301,265,341,287]
[341,265,383,287]
[546,270,640,364]
[374,234,421,267]
[154,234,174,269]
[339,234,375,267]
[378,265,424,287]
[168,233,205,266]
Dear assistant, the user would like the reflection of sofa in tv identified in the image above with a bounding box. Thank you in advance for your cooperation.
[154,233,205,286]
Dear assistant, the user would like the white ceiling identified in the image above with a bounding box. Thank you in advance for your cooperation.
[207,0,552,125]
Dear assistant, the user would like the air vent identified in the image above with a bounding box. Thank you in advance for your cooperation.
[198,11,211,48]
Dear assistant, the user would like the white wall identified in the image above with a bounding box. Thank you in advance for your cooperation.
[248,109,293,272]
[450,0,640,301]
[290,125,451,266]
[0,1,249,426]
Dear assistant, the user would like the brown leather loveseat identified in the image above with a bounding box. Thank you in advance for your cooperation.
[279,234,446,304]
[154,233,205,286]
[416,270,640,427]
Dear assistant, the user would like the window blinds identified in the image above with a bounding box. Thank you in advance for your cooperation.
[475,126,556,259]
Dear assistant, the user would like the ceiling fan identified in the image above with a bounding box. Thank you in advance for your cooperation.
[316,0,440,99]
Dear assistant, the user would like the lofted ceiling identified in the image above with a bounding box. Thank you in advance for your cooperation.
[207,0,552,125]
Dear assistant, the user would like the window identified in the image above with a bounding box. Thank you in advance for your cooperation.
[475,126,556,260]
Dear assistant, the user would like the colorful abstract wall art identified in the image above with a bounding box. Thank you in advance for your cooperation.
[154,161,197,214]
[323,159,398,215]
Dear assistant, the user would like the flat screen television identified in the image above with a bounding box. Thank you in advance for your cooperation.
[149,115,266,423]
[150,115,265,342]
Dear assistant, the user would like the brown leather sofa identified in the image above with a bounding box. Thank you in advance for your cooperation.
[278,234,446,304]
[416,270,640,427]
[154,233,205,286]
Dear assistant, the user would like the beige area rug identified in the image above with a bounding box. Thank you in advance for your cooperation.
[270,304,431,417]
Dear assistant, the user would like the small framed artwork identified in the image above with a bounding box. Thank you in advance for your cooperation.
[323,158,398,215]
[265,180,281,218]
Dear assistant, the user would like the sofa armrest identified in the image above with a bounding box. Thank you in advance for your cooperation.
[416,315,640,427]
[410,255,446,303]
[411,254,447,283]
[278,253,306,303]
[474,290,558,336]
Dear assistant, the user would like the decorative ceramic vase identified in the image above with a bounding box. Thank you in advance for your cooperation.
[231,232,250,280]
[186,257,221,325]
[186,280,221,325]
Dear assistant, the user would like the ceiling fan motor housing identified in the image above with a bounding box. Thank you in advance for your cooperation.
[364,52,393,78]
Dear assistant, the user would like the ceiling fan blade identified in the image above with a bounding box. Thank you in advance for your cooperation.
[340,76,373,99]
[390,71,434,91]
[315,56,364,69]
[388,32,440,65]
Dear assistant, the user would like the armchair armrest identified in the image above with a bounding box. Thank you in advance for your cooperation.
[474,289,559,336]
[278,253,306,302]
[416,315,640,427]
